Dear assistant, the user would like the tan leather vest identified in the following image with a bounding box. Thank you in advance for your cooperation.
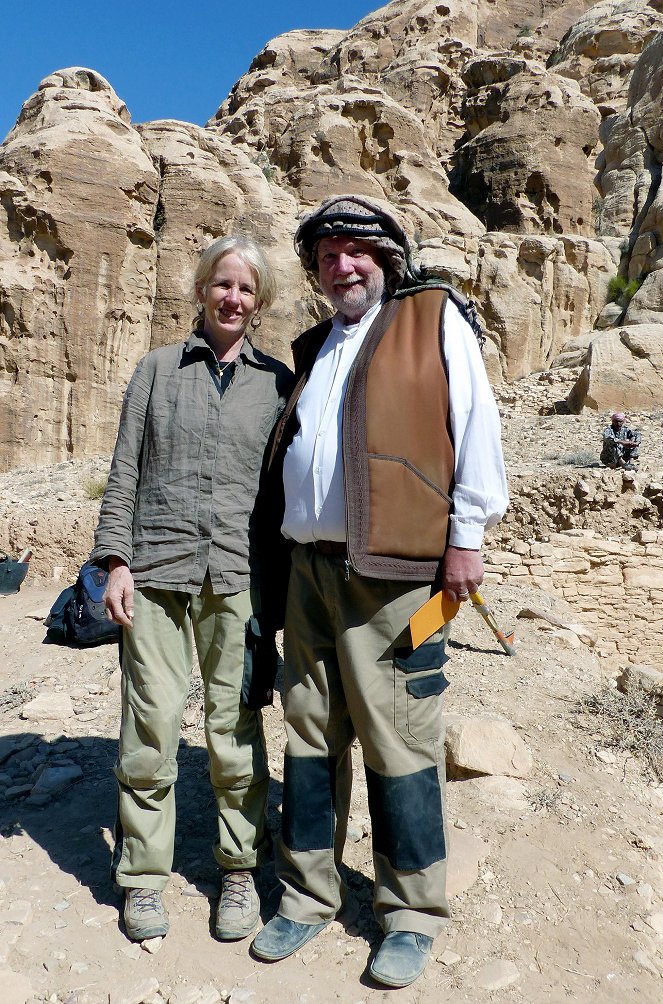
[271,289,455,582]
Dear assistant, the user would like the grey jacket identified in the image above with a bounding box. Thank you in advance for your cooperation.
[91,330,293,594]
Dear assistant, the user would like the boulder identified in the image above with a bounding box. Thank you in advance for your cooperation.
[567,324,663,411]
[445,715,534,778]
[516,606,597,646]
[30,764,83,797]
[617,663,663,711]
[20,692,75,721]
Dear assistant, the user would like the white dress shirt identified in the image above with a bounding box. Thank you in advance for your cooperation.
[282,298,508,550]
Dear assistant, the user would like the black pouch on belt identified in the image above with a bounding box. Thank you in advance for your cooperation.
[242,614,280,710]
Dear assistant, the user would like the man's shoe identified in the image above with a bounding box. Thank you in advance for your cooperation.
[251,914,328,960]
[123,888,169,941]
[216,870,260,940]
[369,931,434,988]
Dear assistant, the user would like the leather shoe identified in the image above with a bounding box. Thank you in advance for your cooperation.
[369,931,434,988]
[251,914,328,960]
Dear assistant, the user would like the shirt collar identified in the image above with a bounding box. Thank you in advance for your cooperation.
[331,297,384,337]
[184,329,265,368]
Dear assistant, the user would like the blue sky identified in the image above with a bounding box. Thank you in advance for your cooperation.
[1,1,381,142]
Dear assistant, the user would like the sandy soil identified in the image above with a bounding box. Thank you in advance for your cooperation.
[1,572,662,1004]
[1,377,662,1003]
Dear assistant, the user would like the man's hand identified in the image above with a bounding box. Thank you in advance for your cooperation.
[441,545,484,602]
[104,557,135,628]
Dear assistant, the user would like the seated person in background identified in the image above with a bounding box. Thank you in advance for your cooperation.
[600,411,641,469]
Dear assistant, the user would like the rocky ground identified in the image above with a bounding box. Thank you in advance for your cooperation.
[1,383,663,1004]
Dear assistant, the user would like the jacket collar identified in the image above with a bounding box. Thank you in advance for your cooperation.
[184,328,266,368]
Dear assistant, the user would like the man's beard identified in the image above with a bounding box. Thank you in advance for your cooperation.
[329,272,385,319]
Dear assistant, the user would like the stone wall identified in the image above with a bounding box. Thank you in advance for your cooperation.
[484,527,663,666]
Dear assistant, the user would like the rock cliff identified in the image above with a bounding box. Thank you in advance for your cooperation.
[1,1,663,469]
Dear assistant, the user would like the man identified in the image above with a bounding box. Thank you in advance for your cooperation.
[252,195,508,988]
[601,411,641,469]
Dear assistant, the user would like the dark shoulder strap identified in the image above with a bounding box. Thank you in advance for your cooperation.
[291,319,334,376]
[395,243,486,350]
[393,280,485,350]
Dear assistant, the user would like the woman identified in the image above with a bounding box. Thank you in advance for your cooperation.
[91,236,293,943]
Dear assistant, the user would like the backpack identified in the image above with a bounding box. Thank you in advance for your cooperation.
[45,561,120,646]
[0,551,30,594]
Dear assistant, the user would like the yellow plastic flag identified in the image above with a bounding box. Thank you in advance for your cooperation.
[409,591,460,649]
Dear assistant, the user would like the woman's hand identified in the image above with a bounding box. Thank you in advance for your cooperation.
[104,557,135,628]
[441,545,483,602]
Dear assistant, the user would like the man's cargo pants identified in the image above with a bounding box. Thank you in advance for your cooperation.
[277,544,451,937]
[111,579,270,889]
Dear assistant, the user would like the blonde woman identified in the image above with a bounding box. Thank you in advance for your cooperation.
[92,236,293,943]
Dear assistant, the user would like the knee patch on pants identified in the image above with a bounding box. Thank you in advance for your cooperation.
[282,754,336,851]
[115,748,178,790]
[366,763,446,871]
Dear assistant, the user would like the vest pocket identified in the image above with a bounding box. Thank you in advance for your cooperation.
[367,455,451,559]
[394,639,449,743]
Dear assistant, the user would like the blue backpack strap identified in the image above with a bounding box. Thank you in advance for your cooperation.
[45,585,76,642]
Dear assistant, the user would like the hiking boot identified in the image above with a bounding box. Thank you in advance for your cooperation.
[123,888,169,941]
[369,931,434,988]
[251,915,329,960]
[216,870,260,941]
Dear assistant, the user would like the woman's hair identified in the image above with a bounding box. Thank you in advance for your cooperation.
[193,235,276,311]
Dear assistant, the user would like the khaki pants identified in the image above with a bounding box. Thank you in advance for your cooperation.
[112,579,269,889]
[277,544,450,937]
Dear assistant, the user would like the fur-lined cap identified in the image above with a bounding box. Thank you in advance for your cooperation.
[294,194,410,293]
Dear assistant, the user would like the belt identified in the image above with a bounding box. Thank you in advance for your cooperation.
[310,540,348,558]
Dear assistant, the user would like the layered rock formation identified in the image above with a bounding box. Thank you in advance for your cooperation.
[0,69,159,467]
[1,1,663,469]
[567,26,663,407]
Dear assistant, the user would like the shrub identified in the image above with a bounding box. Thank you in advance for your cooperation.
[576,685,663,782]
[251,154,275,182]
[607,275,643,304]
[83,476,108,500]
[558,450,596,466]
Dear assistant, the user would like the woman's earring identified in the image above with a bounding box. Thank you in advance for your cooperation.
[251,314,262,330]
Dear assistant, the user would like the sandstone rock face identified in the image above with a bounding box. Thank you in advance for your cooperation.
[456,65,601,236]
[218,1,480,165]
[136,120,303,360]
[473,234,616,380]
[0,69,159,471]
[568,324,663,412]
[216,71,483,242]
[548,0,663,115]
[1,3,663,470]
